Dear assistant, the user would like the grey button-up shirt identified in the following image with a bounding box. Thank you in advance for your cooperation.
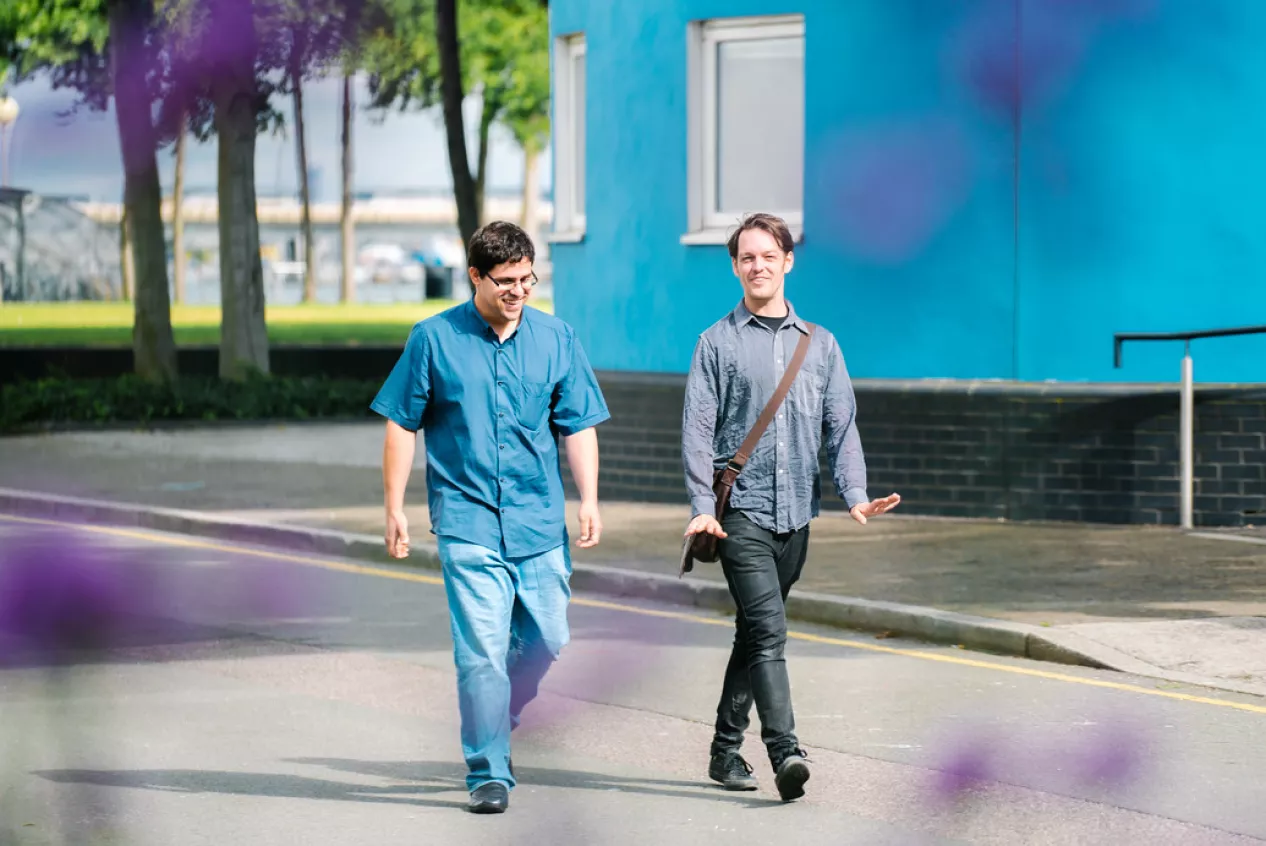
[682,300,869,534]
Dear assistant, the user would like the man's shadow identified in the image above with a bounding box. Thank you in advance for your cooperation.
[289,758,773,806]
[35,758,776,809]
[33,766,467,811]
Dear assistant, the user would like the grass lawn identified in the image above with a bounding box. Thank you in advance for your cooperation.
[0,300,554,346]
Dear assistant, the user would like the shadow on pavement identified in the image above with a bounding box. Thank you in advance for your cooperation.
[289,758,777,807]
[36,759,777,809]
[33,768,468,810]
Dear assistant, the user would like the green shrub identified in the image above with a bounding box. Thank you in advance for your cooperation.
[0,374,381,432]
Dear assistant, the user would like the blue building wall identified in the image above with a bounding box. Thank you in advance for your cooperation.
[550,0,1266,383]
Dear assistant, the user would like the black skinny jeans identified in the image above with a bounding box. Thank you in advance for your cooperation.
[711,508,809,766]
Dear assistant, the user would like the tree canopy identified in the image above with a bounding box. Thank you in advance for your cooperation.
[362,0,549,150]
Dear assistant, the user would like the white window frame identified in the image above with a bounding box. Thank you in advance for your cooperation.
[685,15,805,245]
[551,33,586,242]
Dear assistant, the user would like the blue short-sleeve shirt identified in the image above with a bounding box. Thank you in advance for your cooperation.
[371,301,610,559]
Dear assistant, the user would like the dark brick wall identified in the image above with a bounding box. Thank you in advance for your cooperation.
[562,372,1266,528]
[8,347,1263,526]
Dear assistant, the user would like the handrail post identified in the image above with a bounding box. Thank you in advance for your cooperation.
[1180,342,1194,529]
[1116,324,1266,529]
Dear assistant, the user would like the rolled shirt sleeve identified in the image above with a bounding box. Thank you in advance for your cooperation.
[371,324,431,431]
[550,328,611,436]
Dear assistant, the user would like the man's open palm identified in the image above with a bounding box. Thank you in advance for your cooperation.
[849,493,902,525]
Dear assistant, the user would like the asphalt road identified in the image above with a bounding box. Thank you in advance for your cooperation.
[2,515,1265,846]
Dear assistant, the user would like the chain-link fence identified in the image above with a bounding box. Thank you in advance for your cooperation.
[0,190,559,305]
[0,190,122,302]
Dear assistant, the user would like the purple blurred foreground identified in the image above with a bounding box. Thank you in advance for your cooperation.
[929,708,1150,805]
[0,528,156,666]
[0,524,317,667]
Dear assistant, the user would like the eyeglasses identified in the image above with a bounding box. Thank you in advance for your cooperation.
[482,271,539,290]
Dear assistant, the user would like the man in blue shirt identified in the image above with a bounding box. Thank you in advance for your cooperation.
[371,221,610,815]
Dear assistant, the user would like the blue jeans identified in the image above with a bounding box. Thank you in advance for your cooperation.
[438,538,572,792]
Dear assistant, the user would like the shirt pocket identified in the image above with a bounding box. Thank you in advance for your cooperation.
[517,380,554,429]
[793,369,826,416]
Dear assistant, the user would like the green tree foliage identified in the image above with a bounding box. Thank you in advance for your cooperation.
[361,0,550,260]
[159,0,365,378]
[2,0,366,380]
[2,0,177,382]
[0,0,111,108]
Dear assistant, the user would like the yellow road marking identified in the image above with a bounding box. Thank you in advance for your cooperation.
[0,513,446,586]
[5,512,1266,716]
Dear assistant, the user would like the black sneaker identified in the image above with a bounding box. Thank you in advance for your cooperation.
[773,749,810,802]
[709,751,758,791]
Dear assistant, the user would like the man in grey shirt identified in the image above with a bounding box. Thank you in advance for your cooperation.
[682,213,901,802]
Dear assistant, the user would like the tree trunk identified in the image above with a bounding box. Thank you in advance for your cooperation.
[14,203,23,299]
[340,72,355,303]
[474,94,496,226]
[172,110,187,305]
[292,46,316,304]
[210,0,269,379]
[119,205,134,302]
[521,141,541,245]
[109,0,177,381]
[435,0,479,286]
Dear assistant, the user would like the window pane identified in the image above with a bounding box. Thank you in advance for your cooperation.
[573,52,586,216]
[716,36,804,214]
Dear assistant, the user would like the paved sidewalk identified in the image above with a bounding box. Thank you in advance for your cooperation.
[2,422,1265,695]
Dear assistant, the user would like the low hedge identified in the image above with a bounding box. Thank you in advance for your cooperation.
[1,374,382,433]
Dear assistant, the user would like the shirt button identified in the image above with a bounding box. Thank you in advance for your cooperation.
[499,444,505,450]
[498,412,505,418]
[497,381,505,387]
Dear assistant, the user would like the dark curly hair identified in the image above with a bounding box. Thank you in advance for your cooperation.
[467,220,536,276]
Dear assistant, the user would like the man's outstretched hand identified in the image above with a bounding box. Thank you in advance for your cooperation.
[849,493,902,525]
[684,514,727,539]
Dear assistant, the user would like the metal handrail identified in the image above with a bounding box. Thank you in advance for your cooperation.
[1114,324,1266,368]
[1113,324,1266,529]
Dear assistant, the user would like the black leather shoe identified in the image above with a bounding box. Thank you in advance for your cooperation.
[774,749,810,802]
[468,782,509,814]
[709,751,758,791]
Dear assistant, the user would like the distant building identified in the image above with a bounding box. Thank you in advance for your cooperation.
[548,1,1266,527]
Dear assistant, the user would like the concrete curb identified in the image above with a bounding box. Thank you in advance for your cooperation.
[2,487,1262,698]
[0,487,430,567]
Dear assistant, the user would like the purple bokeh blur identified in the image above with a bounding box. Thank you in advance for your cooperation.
[927,708,1151,806]
[0,528,157,666]
[950,0,1159,119]
[0,524,322,667]
[820,118,975,265]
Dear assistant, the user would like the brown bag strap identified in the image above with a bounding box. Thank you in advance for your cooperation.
[718,323,815,485]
